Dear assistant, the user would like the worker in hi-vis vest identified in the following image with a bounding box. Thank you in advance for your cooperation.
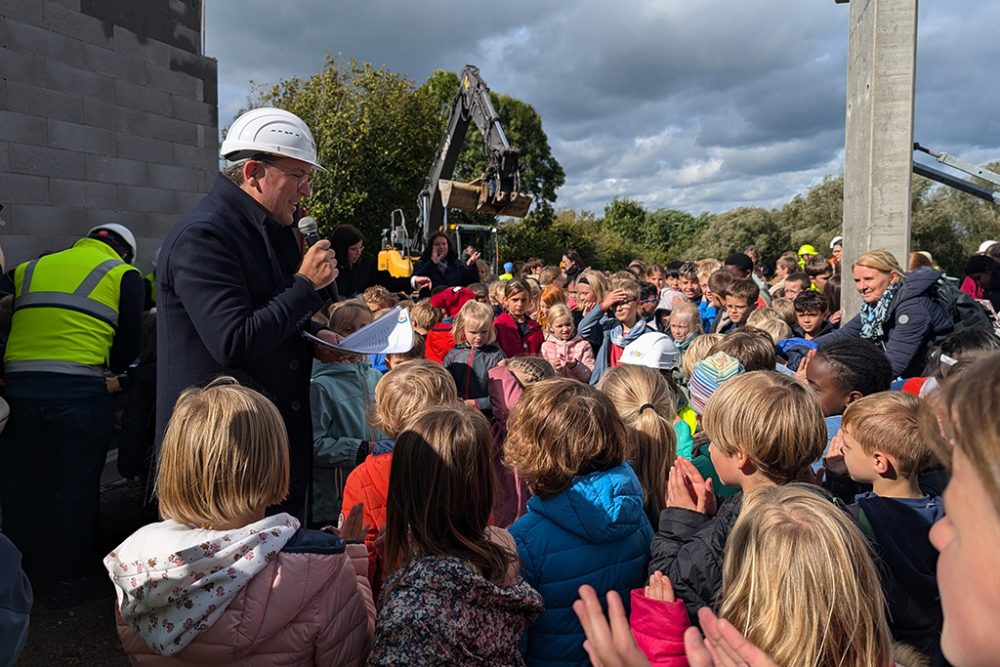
[0,223,143,608]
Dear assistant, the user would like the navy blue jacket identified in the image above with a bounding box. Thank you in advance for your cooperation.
[157,175,323,520]
[816,268,953,378]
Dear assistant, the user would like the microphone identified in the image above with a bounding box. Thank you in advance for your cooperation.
[297,216,339,303]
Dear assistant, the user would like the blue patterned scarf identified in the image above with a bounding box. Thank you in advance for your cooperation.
[860,282,900,340]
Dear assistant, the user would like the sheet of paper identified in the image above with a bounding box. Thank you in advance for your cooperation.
[304,306,414,354]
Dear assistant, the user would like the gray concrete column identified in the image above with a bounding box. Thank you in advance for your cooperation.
[842,0,918,318]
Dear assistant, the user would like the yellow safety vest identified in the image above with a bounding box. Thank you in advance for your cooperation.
[5,238,138,376]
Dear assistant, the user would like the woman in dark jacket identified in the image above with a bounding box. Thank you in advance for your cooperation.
[329,225,430,298]
[816,249,953,378]
[413,231,479,290]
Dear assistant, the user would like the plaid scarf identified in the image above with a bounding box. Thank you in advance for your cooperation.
[860,282,900,340]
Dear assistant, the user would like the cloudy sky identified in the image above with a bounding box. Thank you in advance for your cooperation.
[205,0,1000,215]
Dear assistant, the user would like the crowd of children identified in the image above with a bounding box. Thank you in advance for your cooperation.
[41,240,999,666]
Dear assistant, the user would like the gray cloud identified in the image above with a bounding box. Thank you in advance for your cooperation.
[205,0,1000,215]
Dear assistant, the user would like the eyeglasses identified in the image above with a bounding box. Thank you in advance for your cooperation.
[254,157,314,187]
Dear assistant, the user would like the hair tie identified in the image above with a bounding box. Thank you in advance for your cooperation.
[639,403,655,414]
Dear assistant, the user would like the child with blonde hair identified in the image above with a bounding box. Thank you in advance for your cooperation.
[679,333,723,383]
[494,279,544,357]
[506,378,652,665]
[444,300,506,409]
[370,406,543,664]
[648,371,826,618]
[668,302,702,355]
[341,359,458,596]
[598,364,678,525]
[753,317,792,344]
[577,485,897,667]
[837,391,944,661]
[541,303,595,382]
[106,380,374,664]
[310,299,382,526]
[579,277,654,384]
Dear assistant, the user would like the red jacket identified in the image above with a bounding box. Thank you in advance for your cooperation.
[341,446,395,599]
[493,312,543,358]
[629,589,691,667]
[425,322,457,364]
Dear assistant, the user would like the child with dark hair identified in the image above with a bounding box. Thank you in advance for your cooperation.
[665,261,684,291]
[793,291,833,339]
[678,262,702,302]
[701,270,733,332]
[782,272,811,302]
[805,254,833,291]
[715,278,759,334]
[638,281,660,325]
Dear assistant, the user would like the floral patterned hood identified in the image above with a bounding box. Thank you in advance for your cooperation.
[104,513,299,656]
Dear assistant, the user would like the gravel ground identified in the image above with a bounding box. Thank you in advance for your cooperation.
[16,477,151,666]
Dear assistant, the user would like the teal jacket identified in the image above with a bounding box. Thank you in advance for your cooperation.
[309,359,382,525]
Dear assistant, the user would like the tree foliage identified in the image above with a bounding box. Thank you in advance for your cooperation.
[249,60,565,247]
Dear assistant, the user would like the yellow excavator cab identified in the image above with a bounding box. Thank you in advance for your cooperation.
[377,248,414,279]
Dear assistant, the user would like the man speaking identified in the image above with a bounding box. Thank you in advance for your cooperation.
[157,108,339,521]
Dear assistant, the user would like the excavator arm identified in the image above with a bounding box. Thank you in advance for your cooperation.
[418,65,532,245]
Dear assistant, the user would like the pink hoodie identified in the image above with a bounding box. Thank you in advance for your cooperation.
[541,334,595,382]
[107,515,375,665]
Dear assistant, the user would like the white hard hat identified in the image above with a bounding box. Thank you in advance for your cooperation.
[89,223,137,262]
[220,107,326,171]
[979,240,998,253]
[622,332,680,371]
[830,235,843,248]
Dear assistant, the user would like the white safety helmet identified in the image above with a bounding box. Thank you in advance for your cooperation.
[621,332,680,371]
[89,223,137,263]
[219,107,326,171]
[830,235,843,249]
[979,240,998,253]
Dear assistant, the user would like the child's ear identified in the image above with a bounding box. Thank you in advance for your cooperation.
[844,390,863,405]
[871,451,891,475]
[735,450,752,472]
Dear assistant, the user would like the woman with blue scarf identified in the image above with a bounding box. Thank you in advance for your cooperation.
[816,250,953,378]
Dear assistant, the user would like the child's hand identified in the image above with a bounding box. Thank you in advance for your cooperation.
[337,502,369,542]
[795,348,815,383]
[645,571,675,602]
[684,607,778,667]
[601,289,628,312]
[572,585,651,667]
[464,398,478,408]
[666,457,716,516]
[823,430,847,475]
[552,356,566,371]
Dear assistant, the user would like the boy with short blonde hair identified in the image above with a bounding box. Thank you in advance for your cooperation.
[649,371,826,618]
[837,390,945,660]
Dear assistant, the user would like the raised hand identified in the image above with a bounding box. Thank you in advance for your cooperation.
[645,571,675,602]
[337,502,369,542]
[601,289,629,312]
[684,607,778,667]
[665,457,716,516]
[298,239,338,290]
[572,585,650,667]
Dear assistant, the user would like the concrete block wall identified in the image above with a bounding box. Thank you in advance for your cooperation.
[0,0,218,272]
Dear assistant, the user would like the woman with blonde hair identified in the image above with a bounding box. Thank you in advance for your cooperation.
[371,405,543,664]
[816,249,953,378]
[105,380,374,664]
[598,364,677,525]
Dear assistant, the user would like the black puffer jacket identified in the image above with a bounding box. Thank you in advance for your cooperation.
[816,268,953,378]
[648,493,743,620]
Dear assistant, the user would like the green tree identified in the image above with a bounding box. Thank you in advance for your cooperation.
[603,197,647,244]
[253,59,441,244]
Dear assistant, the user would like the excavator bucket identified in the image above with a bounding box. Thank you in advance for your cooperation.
[439,179,533,218]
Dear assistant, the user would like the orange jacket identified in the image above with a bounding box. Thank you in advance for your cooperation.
[342,446,395,598]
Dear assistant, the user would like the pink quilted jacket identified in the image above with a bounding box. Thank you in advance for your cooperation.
[541,335,595,382]
[629,588,691,667]
[116,542,375,666]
